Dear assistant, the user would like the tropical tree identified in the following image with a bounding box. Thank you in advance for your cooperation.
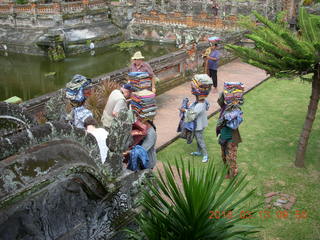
[126,159,260,240]
[226,8,320,167]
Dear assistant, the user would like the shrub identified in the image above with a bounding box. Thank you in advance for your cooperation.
[126,159,260,240]
[85,80,120,121]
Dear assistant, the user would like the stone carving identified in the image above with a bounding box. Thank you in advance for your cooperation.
[0,102,37,138]
[176,0,181,11]
[0,111,150,239]
[44,89,68,122]
[106,110,133,177]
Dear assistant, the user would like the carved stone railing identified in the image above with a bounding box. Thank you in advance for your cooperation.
[14,4,32,13]
[37,3,56,14]
[0,0,108,16]
[88,0,106,10]
[62,1,84,13]
[133,10,238,30]
[0,4,10,13]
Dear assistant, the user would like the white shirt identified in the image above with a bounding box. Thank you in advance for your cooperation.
[101,89,127,128]
[87,127,109,163]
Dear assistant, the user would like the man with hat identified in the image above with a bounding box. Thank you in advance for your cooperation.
[101,83,134,129]
[130,51,156,93]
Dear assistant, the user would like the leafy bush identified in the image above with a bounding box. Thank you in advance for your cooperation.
[85,80,120,121]
[115,41,145,52]
[126,159,260,240]
[16,0,28,4]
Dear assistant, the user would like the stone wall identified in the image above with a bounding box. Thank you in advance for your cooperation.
[127,0,286,20]
[0,0,124,56]
[0,0,111,28]
[127,10,244,45]
[110,4,135,29]
[0,113,152,239]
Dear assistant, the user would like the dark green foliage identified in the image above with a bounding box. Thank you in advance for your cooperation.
[227,8,320,167]
[114,41,145,52]
[16,0,27,4]
[126,159,260,240]
[226,9,320,76]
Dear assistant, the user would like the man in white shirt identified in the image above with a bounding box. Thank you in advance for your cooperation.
[101,84,134,129]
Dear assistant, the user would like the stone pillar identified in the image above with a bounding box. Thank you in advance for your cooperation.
[161,0,166,13]
[135,0,140,12]
[186,0,192,13]
[202,0,208,13]
[230,1,237,15]
[82,0,89,11]
[176,0,181,12]
[53,0,61,14]
[151,0,156,9]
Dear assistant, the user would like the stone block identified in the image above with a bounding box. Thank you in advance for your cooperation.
[289,196,296,203]
[283,202,294,210]
[265,197,273,204]
[264,192,278,198]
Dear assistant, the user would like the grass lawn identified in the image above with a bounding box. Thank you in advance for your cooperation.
[157,77,320,240]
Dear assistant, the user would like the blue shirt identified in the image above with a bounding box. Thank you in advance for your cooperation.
[73,106,93,129]
[207,49,220,70]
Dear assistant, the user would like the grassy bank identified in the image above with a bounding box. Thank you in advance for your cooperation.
[157,77,320,240]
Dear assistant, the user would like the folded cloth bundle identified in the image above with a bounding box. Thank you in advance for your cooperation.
[128,72,152,91]
[128,72,149,78]
[208,36,222,42]
[65,74,92,103]
[194,74,213,85]
[223,108,243,129]
[223,82,244,105]
[130,90,157,120]
[191,74,212,100]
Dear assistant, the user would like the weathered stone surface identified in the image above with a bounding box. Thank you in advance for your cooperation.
[265,197,273,204]
[280,193,290,198]
[0,117,151,239]
[0,102,37,138]
[106,110,133,177]
[282,202,294,210]
[264,192,279,198]
[289,196,296,203]
[0,171,149,240]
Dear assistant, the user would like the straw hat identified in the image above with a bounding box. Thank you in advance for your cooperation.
[131,51,145,60]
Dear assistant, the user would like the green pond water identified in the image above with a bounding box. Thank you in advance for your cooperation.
[0,43,177,101]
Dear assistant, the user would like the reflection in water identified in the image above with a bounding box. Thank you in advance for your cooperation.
[0,43,176,101]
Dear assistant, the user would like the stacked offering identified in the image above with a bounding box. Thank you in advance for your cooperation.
[221,82,244,130]
[191,74,213,100]
[128,72,152,91]
[223,82,244,106]
[131,90,157,120]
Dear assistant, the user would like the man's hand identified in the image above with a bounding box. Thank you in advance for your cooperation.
[152,87,156,93]
[123,150,130,156]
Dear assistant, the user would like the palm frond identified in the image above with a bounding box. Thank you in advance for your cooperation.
[126,158,260,240]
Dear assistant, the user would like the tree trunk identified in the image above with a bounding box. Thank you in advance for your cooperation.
[295,65,320,167]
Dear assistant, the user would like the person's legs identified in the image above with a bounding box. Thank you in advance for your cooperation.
[221,144,230,178]
[194,130,208,161]
[211,69,217,88]
[220,144,227,164]
[226,142,238,177]
[191,130,202,156]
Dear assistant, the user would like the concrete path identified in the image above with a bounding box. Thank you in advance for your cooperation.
[154,59,268,150]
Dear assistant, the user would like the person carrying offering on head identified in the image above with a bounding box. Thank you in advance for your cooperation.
[130,51,156,93]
